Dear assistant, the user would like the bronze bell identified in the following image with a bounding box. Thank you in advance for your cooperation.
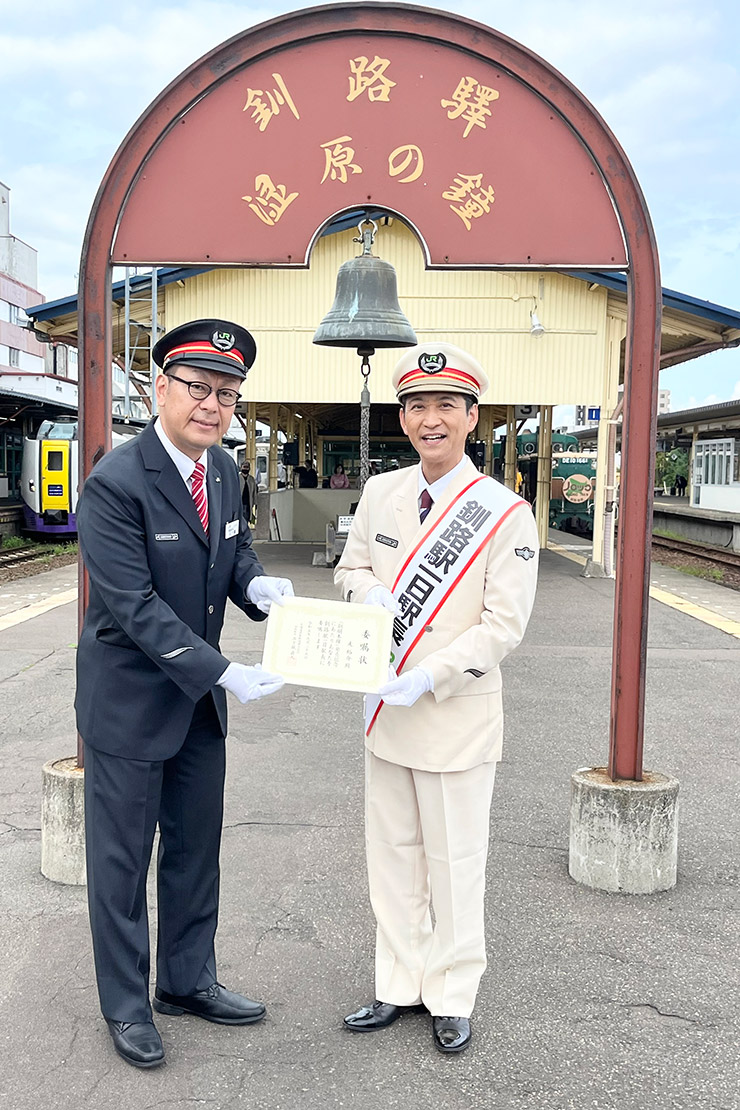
[313,220,417,356]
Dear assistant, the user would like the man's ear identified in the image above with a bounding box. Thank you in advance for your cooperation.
[155,372,168,408]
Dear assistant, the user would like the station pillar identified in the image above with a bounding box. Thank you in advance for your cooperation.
[268,404,279,491]
[535,405,552,548]
[504,406,517,490]
[585,316,624,577]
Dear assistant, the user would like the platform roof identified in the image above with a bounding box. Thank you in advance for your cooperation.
[23,233,740,440]
[574,398,740,446]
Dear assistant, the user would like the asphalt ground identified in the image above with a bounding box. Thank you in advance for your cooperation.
[0,543,738,1110]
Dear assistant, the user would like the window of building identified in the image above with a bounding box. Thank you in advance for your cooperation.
[9,347,20,367]
[9,304,29,326]
[694,439,736,487]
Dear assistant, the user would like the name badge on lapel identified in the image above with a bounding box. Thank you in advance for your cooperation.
[224,519,240,539]
[155,533,179,541]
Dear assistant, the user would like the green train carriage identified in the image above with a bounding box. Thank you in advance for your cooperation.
[493,432,598,536]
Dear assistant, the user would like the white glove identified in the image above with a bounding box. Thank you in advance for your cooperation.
[377,665,434,707]
[246,575,295,614]
[217,662,285,703]
[365,585,400,615]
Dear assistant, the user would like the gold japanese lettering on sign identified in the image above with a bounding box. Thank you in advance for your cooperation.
[441,77,499,138]
[388,145,424,184]
[242,73,300,131]
[442,173,495,231]
[320,136,363,183]
[347,56,396,102]
[242,175,299,226]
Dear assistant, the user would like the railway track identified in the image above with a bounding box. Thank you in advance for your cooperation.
[652,533,740,570]
[0,546,44,568]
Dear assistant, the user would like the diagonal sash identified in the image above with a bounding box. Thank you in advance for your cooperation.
[365,475,526,736]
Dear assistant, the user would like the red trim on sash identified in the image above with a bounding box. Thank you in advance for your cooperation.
[365,495,529,738]
[391,476,486,590]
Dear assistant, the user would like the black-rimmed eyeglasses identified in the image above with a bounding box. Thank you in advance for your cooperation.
[166,372,240,407]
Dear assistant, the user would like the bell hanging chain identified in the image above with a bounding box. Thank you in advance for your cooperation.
[353,218,378,256]
[359,353,372,489]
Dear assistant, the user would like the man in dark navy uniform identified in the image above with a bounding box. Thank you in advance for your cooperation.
[76,319,293,1068]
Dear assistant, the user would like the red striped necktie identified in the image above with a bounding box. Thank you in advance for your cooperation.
[419,488,434,523]
[191,461,209,536]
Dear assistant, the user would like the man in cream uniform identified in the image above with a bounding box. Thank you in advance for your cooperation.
[335,343,539,1054]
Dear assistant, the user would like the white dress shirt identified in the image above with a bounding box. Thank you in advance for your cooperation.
[417,454,469,514]
[154,418,208,500]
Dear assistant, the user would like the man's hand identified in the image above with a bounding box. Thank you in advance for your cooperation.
[217,662,285,703]
[246,576,295,614]
[365,585,400,615]
[377,665,434,707]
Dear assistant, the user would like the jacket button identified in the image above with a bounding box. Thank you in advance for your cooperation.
[208,605,214,614]
[210,563,214,569]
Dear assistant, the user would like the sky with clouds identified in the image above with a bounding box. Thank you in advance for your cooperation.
[1,0,738,412]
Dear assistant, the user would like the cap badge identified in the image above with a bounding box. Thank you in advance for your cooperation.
[211,330,236,352]
[418,352,446,374]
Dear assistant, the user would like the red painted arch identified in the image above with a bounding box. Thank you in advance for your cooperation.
[79,3,661,780]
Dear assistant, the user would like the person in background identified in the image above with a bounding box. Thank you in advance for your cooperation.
[335,342,539,1055]
[299,463,318,488]
[76,318,294,1070]
[330,464,350,489]
[240,461,258,523]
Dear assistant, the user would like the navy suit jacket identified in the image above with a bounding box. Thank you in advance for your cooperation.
[75,420,266,760]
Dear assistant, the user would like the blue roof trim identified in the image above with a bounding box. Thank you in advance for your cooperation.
[562,270,740,329]
[25,254,740,333]
[26,266,213,322]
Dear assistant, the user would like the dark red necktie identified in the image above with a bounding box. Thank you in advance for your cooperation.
[191,461,209,536]
[419,488,434,523]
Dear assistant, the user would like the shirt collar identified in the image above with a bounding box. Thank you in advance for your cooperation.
[418,454,468,502]
[154,418,208,485]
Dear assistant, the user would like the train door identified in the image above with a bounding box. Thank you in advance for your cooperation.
[40,440,71,524]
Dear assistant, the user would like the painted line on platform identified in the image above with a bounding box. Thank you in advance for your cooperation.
[648,586,740,639]
[0,587,78,631]
[547,541,588,566]
[548,541,740,639]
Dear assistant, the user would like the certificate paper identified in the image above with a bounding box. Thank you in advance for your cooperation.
[261,596,393,693]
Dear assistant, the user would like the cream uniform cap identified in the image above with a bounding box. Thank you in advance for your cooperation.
[392,342,489,400]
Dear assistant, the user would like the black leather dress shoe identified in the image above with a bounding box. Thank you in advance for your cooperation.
[432,1015,472,1053]
[153,983,266,1025]
[106,1020,164,1068]
[344,1000,427,1032]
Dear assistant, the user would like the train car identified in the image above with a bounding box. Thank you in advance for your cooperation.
[21,420,135,537]
[495,432,598,535]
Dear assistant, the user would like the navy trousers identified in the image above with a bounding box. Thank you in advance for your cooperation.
[84,696,226,1023]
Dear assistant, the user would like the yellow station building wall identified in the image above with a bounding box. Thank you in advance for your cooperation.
[163,220,615,408]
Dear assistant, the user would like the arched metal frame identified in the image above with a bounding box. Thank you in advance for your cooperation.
[79,3,661,780]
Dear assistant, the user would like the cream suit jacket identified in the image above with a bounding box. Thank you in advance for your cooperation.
[335,459,539,773]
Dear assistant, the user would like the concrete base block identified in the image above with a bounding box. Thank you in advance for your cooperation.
[41,757,86,885]
[581,558,608,578]
[569,767,679,894]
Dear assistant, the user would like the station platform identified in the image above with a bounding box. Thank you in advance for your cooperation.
[0,544,737,1109]
[0,499,23,540]
[651,496,740,552]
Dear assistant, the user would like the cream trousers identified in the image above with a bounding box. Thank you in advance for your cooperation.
[365,750,496,1018]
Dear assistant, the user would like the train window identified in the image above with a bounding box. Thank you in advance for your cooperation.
[47,451,64,471]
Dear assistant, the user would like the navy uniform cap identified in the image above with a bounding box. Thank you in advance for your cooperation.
[152,318,256,380]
